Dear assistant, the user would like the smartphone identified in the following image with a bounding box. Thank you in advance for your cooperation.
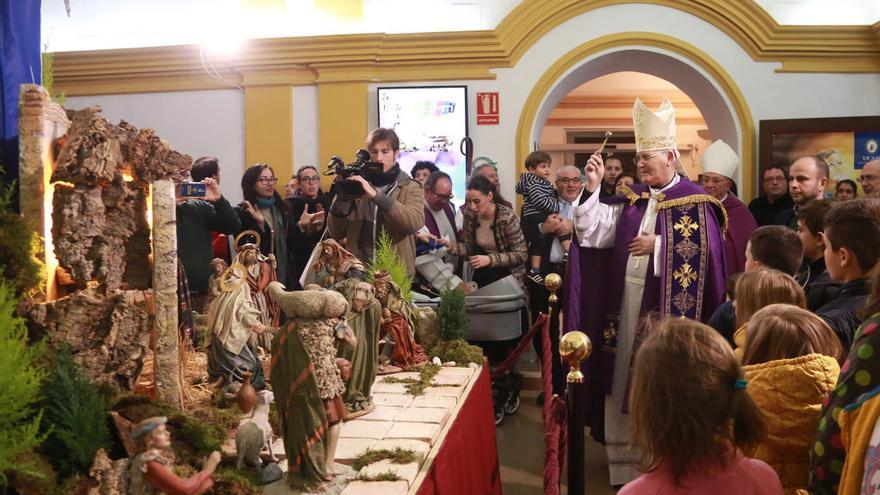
[179,182,207,198]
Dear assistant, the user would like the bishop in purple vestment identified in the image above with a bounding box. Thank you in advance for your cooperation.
[700,139,758,275]
[563,98,727,485]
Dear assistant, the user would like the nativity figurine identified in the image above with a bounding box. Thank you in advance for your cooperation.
[205,234,276,393]
[313,239,366,288]
[267,282,357,489]
[333,278,381,419]
[129,417,221,495]
[205,258,228,307]
[372,271,428,373]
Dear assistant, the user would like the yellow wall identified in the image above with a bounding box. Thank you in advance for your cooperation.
[244,85,294,188]
[318,82,369,189]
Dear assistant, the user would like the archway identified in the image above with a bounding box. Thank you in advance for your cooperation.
[516,32,756,199]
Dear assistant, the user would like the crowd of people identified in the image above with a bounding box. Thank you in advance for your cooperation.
[174,100,880,493]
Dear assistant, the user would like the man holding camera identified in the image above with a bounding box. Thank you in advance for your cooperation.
[176,156,241,310]
[328,128,424,275]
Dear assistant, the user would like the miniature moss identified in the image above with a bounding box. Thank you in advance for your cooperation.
[379,363,443,395]
[358,470,402,482]
[352,448,418,471]
[212,467,261,495]
[167,411,225,455]
[429,339,484,367]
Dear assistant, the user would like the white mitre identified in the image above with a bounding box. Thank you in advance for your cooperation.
[701,139,740,183]
[632,97,677,153]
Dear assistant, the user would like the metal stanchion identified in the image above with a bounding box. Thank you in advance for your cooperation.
[560,330,591,495]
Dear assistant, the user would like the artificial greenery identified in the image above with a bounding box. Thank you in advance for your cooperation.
[7,451,57,494]
[366,230,413,304]
[358,470,402,482]
[40,52,65,105]
[0,282,47,488]
[352,448,418,471]
[380,363,442,395]
[0,167,43,297]
[430,339,485,367]
[437,286,466,342]
[212,467,262,495]
[39,347,111,478]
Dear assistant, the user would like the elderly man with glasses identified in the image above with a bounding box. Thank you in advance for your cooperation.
[860,159,880,197]
[413,171,468,294]
[564,98,727,486]
[525,165,584,400]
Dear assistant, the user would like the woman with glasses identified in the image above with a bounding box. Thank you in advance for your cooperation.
[288,166,331,286]
[236,163,293,287]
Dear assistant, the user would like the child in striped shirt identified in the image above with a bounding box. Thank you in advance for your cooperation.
[516,151,567,285]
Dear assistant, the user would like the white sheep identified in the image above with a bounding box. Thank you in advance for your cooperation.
[235,389,276,469]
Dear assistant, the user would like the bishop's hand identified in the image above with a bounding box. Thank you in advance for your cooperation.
[584,151,605,193]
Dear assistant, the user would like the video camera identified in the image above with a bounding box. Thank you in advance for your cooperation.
[324,149,384,198]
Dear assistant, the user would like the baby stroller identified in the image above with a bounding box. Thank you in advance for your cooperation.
[411,252,526,426]
[462,275,526,426]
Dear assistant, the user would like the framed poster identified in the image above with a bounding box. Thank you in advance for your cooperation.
[378,86,468,208]
[759,116,880,195]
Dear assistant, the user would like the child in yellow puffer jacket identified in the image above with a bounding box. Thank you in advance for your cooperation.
[742,304,843,494]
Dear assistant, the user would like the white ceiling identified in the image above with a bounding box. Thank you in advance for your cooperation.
[41,0,879,53]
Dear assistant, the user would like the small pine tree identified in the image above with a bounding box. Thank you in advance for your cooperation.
[0,283,47,487]
[39,347,110,478]
[0,167,44,297]
[437,286,466,342]
[367,230,413,304]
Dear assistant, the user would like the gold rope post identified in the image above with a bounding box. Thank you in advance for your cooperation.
[560,330,591,495]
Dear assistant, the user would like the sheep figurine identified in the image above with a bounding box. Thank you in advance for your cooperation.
[235,389,276,469]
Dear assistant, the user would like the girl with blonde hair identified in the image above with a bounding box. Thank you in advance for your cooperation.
[741,304,842,493]
[733,268,806,359]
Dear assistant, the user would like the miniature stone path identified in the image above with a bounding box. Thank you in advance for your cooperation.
[258,365,481,494]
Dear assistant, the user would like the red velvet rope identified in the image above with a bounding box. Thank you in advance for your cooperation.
[486,313,566,495]
[490,313,550,381]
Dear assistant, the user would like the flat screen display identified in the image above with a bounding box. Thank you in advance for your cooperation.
[377,86,468,208]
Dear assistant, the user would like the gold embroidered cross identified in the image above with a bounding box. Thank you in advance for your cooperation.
[673,263,698,289]
[673,215,698,240]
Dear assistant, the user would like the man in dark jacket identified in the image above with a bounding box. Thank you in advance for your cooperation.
[177,156,241,310]
[748,166,793,226]
[327,128,424,275]
[774,156,828,230]
[816,199,880,349]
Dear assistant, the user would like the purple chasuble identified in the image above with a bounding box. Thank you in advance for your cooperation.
[424,203,458,239]
[562,176,727,443]
[721,194,758,276]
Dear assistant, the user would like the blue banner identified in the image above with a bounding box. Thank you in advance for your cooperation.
[855,132,880,169]
[1,0,42,211]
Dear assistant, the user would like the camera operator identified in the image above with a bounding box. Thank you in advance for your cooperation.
[327,128,424,275]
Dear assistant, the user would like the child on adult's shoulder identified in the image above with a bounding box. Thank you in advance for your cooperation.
[515,151,566,285]
[741,304,842,494]
[620,318,782,495]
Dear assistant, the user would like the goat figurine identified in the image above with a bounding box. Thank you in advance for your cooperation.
[235,389,276,469]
